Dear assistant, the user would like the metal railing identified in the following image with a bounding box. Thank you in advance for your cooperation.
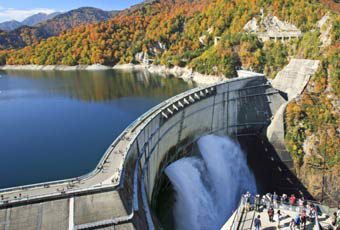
[230,196,246,230]
[229,194,331,230]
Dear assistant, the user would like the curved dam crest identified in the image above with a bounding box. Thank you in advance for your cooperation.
[0,59,319,230]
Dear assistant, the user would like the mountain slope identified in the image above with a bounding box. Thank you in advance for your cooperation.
[0,20,22,31]
[0,7,119,50]
[22,12,61,26]
[0,12,60,32]
[37,7,117,36]
[1,0,327,69]
[0,26,48,49]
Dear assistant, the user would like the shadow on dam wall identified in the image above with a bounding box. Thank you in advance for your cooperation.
[151,134,314,229]
[151,136,199,229]
[238,135,313,200]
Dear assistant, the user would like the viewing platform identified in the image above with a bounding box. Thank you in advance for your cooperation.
[223,194,335,230]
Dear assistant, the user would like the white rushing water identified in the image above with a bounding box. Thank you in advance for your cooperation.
[165,134,257,230]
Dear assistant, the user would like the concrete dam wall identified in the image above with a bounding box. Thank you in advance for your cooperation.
[123,75,285,228]
[2,68,315,229]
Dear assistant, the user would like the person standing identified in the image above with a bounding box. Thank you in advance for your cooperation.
[290,194,296,206]
[269,193,273,205]
[294,214,301,229]
[273,192,279,208]
[268,207,274,222]
[245,193,251,212]
[262,195,267,209]
[254,215,262,230]
[274,210,282,229]
[301,210,307,229]
[309,205,316,224]
[290,218,296,230]
[283,194,288,204]
[255,195,261,212]
[332,212,338,227]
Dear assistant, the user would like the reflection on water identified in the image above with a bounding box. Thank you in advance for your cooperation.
[0,69,193,102]
[0,69,194,188]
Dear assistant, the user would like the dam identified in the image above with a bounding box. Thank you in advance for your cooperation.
[0,60,320,229]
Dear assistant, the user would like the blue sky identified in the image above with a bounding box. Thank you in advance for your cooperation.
[0,0,144,22]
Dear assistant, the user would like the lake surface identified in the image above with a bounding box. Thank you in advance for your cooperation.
[0,69,194,188]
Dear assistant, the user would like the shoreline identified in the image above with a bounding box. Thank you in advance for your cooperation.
[0,63,225,85]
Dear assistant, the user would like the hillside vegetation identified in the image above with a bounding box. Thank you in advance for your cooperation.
[0,0,328,77]
[284,14,339,204]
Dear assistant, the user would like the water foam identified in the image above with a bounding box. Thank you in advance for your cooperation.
[165,134,256,230]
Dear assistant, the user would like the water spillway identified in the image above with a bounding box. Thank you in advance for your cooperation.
[165,135,257,230]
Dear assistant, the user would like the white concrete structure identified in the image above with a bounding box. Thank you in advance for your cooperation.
[244,15,302,42]
[271,59,320,100]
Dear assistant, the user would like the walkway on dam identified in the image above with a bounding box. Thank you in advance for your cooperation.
[0,131,130,203]
[228,207,329,230]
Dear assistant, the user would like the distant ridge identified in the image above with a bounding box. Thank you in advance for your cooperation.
[0,7,119,49]
[22,12,61,26]
[0,20,22,32]
[0,12,61,31]
[38,7,117,36]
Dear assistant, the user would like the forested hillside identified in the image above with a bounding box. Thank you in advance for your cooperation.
[0,7,118,50]
[284,14,339,204]
[0,0,339,203]
[0,26,49,50]
[0,0,332,76]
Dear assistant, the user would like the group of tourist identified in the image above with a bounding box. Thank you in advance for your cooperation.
[244,192,309,212]
[244,192,340,230]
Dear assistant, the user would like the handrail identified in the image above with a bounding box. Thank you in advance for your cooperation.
[230,196,245,230]
[315,212,321,230]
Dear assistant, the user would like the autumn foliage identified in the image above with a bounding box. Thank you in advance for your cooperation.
[0,0,332,78]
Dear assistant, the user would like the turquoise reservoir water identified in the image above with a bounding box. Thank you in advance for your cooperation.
[0,69,193,188]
